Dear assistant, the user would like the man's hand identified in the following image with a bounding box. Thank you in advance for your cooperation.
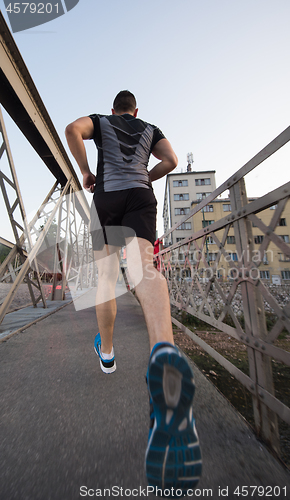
[83,171,96,193]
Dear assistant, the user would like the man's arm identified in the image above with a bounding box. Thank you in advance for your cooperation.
[65,117,96,191]
[149,139,178,182]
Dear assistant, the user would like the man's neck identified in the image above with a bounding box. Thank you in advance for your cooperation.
[111,108,138,118]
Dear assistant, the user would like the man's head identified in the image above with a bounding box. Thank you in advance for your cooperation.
[112,90,138,117]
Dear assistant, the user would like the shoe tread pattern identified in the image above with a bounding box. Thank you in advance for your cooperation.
[146,348,202,495]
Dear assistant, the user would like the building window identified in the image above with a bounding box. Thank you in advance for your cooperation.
[281,270,290,280]
[260,271,270,279]
[175,207,190,215]
[208,253,217,261]
[176,222,192,230]
[229,252,238,261]
[278,253,290,262]
[254,235,264,244]
[263,254,269,264]
[202,220,214,228]
[176,237,185,242]
[202,205,214,212]
[227,236,236,244]
[281,235,290,243]
[279,218,287,226]
[223,204,231,212]
[197,192,211,200]
[195,178,211,186]
[206,236,214,244]
[173,180,188,187]
[174,193,189,201]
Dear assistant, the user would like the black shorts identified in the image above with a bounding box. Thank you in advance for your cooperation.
[90,187,157,250]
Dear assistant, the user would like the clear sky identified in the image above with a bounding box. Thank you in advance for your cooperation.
[1,0,290,242]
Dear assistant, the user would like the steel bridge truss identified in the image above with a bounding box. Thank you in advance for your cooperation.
[0,12,95,326]
[0,107,95,323]
[156,126,290,456]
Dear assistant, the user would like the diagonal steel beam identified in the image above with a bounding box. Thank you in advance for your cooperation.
[0,178,72,324]
[0,105,48,308]
[0,16,93,323]
[0,180,58,282]
[0,12,89,223]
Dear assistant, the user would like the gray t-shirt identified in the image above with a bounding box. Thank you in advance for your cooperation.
[89,113,165,193]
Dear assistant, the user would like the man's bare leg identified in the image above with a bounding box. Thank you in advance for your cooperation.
[94,245,120,354]
[126,238,202,493]
[126,237,174,350]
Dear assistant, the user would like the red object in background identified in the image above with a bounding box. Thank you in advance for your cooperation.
[154,238,162,271]
[154,238,160,255]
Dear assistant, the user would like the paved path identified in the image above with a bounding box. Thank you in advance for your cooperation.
[0,291,289,500]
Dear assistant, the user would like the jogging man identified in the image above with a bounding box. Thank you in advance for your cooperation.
[65,91,202,495]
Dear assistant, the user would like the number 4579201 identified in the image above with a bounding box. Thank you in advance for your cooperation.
[233,485,287,497]
[6,3,60,14]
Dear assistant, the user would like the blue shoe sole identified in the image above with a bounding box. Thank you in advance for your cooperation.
[145,347,202,496]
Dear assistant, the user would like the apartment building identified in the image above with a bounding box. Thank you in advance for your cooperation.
[188,198,290,283]
[163,167,216,246]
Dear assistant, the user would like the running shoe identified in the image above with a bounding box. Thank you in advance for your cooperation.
[145,343,202,496]
[94,333,116,374]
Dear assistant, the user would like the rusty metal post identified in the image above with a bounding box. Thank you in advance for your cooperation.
[230,178,280,455]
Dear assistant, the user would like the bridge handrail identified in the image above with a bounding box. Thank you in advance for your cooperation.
[160,126,290,241]
[155,127,290,458]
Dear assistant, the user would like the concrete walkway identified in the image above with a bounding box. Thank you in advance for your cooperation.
[0,291,289,500]
[0,288,90,341]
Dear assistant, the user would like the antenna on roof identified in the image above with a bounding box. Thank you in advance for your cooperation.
[187,152,194,172]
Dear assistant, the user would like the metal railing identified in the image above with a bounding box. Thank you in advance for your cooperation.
[155,126,290,456]
[0,13,95,326]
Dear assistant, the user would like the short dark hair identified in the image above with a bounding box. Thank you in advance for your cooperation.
[113,90,136,114]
